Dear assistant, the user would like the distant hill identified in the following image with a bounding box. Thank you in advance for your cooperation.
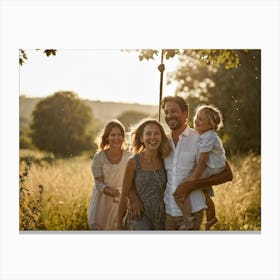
[20,96,158,127]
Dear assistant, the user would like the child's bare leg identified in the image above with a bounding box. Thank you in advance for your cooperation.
[174,196,184,216]
[174,196,191,220]
[205,193,217,230]
[175,196,194,230]
[205,194,215,221]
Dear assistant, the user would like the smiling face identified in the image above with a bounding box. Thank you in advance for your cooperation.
[108,127,125,149]
[141,123,162,151]
[194,110,213,134]
[163,101,188,131]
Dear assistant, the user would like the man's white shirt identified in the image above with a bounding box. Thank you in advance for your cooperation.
[164,126,207,216]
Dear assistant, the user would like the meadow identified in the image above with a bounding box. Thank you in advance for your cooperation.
[19,149,261,231]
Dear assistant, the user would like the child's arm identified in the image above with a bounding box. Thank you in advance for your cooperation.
[186,152,209,182]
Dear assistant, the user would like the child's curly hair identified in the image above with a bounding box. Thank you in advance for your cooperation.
[194,105,223,131]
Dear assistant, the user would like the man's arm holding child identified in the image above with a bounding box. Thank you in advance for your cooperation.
[173,161,233,200]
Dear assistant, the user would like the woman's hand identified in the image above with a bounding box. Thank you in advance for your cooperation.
[103,186,120,199]
[113,189,121,202]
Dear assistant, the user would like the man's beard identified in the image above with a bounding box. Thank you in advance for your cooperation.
[165,117,183,130]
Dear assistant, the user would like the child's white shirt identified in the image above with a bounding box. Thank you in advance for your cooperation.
[197,129,226,168]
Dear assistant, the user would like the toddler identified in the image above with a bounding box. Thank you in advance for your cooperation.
[175,105,226,230]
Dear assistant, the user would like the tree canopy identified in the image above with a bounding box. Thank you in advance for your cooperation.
[167,49,261,154]
[131,49,242,69]
[127,49,260,154]
[30,91,96,156]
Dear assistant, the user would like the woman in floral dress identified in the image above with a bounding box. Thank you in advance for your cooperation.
[88,120,131,230]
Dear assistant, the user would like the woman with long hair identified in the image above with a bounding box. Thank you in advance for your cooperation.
[88,120,131,230]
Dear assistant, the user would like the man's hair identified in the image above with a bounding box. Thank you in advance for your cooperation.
[160,96,189,113]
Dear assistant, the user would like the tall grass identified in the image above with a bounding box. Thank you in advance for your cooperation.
[19,149,261,231]
[212,152,261,230]
[19,150,93,230]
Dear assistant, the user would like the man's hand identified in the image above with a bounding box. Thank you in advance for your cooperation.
[173,181,195,200]
[128,192,143,220]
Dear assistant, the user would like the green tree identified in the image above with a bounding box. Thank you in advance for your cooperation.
[167,50,261,154]
[117,110,150,130]
[208,50,261,154]
[30,91,96,156]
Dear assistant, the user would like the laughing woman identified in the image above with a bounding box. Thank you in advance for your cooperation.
[87,120,131,230]
[117,119,171,230]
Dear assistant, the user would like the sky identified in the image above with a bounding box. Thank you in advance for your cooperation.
[19,49,178,105]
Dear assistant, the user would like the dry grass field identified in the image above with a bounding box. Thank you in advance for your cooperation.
[19,149,261,231]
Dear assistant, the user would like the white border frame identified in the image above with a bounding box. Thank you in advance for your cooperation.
[1,1,279,279]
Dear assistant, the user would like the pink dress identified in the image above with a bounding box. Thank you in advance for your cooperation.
[87,150,131,230]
